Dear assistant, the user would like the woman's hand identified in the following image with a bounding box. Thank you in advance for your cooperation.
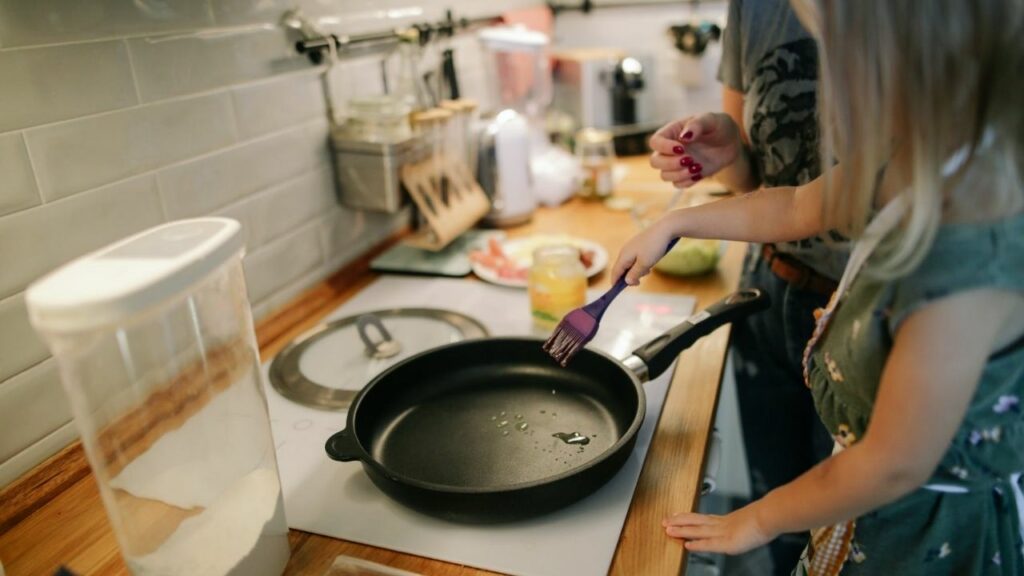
[611,217,678,285]
[663,505,774,555]
[648,113,744,189]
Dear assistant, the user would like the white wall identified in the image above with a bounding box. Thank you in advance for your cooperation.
[0,0,536,487]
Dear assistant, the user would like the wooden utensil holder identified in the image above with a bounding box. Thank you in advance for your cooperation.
[401,107,490,251]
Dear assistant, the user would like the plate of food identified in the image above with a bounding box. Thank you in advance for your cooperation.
[469,234,608,288]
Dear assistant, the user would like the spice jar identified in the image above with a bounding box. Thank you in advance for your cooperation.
[528,245,587,331]
[575,128,616,200]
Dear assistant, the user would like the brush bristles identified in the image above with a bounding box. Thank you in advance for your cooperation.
[543,325,586,367]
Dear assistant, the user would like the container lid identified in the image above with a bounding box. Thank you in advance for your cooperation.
[26,218,244,333]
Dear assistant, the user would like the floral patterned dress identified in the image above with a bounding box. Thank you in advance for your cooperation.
[795,212,1024,575]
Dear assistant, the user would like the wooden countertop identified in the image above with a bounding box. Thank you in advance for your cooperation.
[0,157,744,576]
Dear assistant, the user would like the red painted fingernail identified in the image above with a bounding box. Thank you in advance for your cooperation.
[682,131,694,140]
[692,174,703,182]
[688,163,702,174]
[672,145,684,154]
[680,156,693,166]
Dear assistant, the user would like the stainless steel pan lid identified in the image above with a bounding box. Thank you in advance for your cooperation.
[269,308,488,410]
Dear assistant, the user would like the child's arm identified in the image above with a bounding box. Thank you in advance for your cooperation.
[664,287,1024,555]
[612,171,829,285]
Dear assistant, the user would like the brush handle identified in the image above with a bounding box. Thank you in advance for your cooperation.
[588,238,680,321]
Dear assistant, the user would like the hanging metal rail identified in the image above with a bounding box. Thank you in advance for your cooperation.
[547,0,705,15]
[287,9,502,64]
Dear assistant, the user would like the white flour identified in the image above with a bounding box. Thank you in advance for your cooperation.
[126,467,289,576]
[110,365,273,510]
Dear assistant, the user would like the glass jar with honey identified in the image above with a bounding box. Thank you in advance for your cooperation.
[529,245,587,331]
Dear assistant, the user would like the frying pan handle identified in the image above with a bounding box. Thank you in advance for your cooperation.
[325,429,362,462]
[630,288,770,380]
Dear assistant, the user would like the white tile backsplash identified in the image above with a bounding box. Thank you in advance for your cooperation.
[128,28,308,102]
[0,0,535,488]
[0,421,76,488]
[158,119,330,220]
[251,204,409,320]
[0,174,164,300]
[0,41,137,133]
[0,293,49,385]
[0,0,215,47]
[0,133,41,217]
[231,71,327,139]
[211,0,294,27]
[243,221,324,303]
[319,205,410,272]
[246,164,337,248]
[0,360,71,465]
[26,94,237,202]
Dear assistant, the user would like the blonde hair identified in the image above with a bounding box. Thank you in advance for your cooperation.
[792,0,1024,279]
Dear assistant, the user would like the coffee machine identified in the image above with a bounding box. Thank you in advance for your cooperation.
[551,49,655,155]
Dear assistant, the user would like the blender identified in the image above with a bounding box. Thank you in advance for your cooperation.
[475,26,570,227]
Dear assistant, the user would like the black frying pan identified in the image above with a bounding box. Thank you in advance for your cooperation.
[326,288,769,522]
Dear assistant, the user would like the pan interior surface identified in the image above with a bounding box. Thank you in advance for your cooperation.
[355,340,641,490]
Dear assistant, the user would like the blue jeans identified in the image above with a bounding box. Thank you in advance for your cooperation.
[731,245,834,575]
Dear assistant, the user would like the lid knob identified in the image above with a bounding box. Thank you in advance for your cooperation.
[356,314,402,359]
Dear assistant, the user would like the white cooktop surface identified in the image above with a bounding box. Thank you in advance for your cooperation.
[260,276,695,576]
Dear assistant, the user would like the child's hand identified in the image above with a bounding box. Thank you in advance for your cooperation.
[648,113,743,188]
[612,218,677,285]
[663,506,774,555]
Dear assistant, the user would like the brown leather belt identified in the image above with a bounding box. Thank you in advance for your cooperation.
[761,244,838,296]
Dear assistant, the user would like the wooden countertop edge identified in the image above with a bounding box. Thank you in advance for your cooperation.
[609,242,743,575]
[0,439,91,535]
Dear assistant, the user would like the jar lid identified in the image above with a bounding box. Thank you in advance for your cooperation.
[532,244,581,264]
[269,308,488,410]
[576,128,613,144]
[26,218,244,333]
[410,108,453,126]
[440,99,479,113]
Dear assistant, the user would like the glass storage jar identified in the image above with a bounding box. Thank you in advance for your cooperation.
[26,219,289,576]
[342,95,412,143]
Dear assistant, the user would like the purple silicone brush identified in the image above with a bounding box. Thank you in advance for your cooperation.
[543,239,678,366]
[542,276,628,366]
